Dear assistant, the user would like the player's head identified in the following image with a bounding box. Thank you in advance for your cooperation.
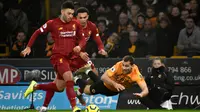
[122,55,135,74]
[61,1,74,22]
[76,7,89,27]
[152,58,162,68]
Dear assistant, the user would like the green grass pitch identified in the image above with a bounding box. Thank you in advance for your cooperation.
[0,110,198,112]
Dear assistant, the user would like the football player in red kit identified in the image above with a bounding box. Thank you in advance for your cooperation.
[71,7,107,75]
[36,7,108,111]
[22,1,85,112]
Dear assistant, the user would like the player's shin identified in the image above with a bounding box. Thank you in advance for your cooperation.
[66,81,76,108]
[43,91,55,107]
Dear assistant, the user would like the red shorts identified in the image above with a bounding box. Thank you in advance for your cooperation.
[50,54,95,80]
[50,54,71,80]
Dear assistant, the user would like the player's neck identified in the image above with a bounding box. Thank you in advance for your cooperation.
[82,23,87,28]
[60,15,68,23]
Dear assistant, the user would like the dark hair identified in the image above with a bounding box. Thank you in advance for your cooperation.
[159,18,169,24]
[181,9,189,13]
[61,1,74,10]
[146,6,155,12]
[186,16,194,21]
[127,21,136,28]
[76,7,89,15]
[123,55,135,65]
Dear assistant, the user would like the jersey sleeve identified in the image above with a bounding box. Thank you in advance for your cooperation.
[91,23,104,50]
[106,62,120,77]
[39,20,53,33]
[76,21,86,48]
[133,65,145,84]
[27,20,53,47]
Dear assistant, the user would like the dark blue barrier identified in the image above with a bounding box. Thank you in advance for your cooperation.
[0,58,200,109]
[0,58,200,85]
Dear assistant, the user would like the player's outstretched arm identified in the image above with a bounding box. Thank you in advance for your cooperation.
[101,72,125,92]
[21,20,53,57]
[75,21,86,53]
[134,80,149,98]
[91,24,108,56]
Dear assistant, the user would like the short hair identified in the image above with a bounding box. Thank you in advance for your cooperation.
[123,55,135,65]
[186,16,194,21]
[146,6,155,12]
[76,7,89,15]
[61,1,74,10]
[159,18,169,24]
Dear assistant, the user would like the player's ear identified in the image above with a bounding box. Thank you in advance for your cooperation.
[87,15,89,19]
[61,9,64,15]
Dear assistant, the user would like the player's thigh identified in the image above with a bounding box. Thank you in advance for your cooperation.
[70,57,86,72]
[70,56,95,72]
[90,80,118,96]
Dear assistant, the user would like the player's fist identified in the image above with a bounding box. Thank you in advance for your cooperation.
[133,93,143,98]
[73,46,81,53]
[98,49,108,56]
[80,52,89,62]
[21,47,31,57]
[114,83,125,92]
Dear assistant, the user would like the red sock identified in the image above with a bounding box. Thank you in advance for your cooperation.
[66,81,76,109]
[43,91,55,107]
[36,82,59,92]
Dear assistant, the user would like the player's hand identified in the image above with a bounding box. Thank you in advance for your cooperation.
[80,52,89,62]
[133,93,143,98]
[21,47,31,57]
[98,49,108,57]
[73,46,81,53]
[113,83,125,92]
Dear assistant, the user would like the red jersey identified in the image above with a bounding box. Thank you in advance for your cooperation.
[27,18,86,56]
[81,21,104,51]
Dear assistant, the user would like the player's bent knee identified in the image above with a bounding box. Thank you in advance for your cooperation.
[63,71,73,81]
[57,89,64,92]
[55,79,66,91]
[56,85,65,91]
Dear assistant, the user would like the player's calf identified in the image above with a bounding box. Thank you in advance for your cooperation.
[76,89,86,106]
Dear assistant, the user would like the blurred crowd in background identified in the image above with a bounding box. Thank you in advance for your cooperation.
[0,0,200,58]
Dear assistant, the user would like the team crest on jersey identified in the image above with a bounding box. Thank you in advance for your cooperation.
[72,24,76,30]
[96,28,99,36]
[96,28,99,33]
[111,67,115,72]
[88,30,91,36]
[58,27,63,30]
[59,58,63,63]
